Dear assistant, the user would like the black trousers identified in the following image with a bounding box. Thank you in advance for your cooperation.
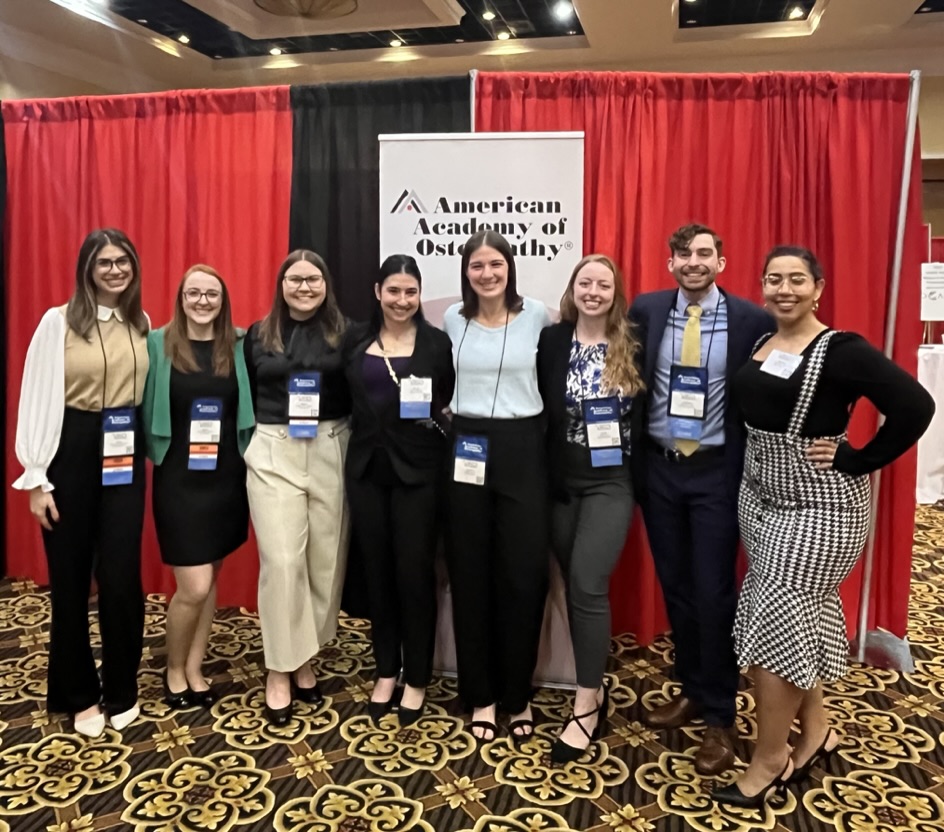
[347,450,440,688]
[445,415,549,714]
[641,446,740,727]
[42,407,146,714]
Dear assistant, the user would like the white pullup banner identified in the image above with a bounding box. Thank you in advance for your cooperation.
[379,132,585,686]
[379,132,585,326]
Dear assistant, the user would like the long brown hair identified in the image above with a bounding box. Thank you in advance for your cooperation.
[458,230,524,319]
[258,250,345,351]
[560,254,645,396]
[163,264,236,376]
[66,228,148,338]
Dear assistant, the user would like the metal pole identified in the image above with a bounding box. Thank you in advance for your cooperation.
[855,70,921,664]
[469,69,478,132]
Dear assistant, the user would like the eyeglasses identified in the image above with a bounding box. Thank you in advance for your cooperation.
[763,275,812,288]
[284,275,323,289]
[183,289,222,303]
[95,256,132,272]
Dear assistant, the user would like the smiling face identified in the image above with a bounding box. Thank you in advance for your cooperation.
[762,255,824,324]
[668,232,726,298]
[572,259,616,320]
[181,270,224,328]
[375,272,421,326]
[282,260,325,318]
[465,244,508,303]
[91,243,134,304]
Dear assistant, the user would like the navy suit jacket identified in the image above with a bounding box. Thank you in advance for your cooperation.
[628,286,775,501]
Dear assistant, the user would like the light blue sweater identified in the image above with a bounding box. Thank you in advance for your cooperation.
[443,296,550,419]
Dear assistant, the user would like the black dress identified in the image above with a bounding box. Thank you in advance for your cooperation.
[153,340,249,566]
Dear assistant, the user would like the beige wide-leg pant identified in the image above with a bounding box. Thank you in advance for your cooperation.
[245,419,351,672]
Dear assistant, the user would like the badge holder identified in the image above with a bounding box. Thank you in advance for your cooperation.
[189,398,223,470]
[583,397,623,467]
[454,435,488,486]
[288,372,320,438]
[102,407,135,486]
[667,364,708,441]
[400,376,432,419]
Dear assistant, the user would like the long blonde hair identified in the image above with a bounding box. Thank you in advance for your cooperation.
[560,254,645,396]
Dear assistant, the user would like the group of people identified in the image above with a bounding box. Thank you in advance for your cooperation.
[14,223,933,807]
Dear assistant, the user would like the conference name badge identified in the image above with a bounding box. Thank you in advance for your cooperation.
[400,376,432,419]
[668,364,708,441]
[454,434,488,486]
[288,372,320,438]
[101,407,135,486]
[583,396,622,467]
[760,349,803,379]
[188,398,223,470]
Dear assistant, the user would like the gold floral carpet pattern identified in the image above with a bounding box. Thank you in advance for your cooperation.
[3,507,944,832]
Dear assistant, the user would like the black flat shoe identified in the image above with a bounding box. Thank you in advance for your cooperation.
[398,700,426,728]
[163,671,192,709]
[787,728,839,785]
[551,683,609,764]
[264,700,293,726]
[713,761,792,808]
[291,680,324,706]
[188,686,219,708]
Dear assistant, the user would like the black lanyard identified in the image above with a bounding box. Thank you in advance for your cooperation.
[96,316,138,411]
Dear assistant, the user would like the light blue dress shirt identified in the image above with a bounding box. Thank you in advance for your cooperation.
[647,284,728,449]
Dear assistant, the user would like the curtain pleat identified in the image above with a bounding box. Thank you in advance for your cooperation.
[289,77,471,321]
[476,70,923,643]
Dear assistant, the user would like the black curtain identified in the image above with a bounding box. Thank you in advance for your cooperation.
[290,77,471,619]
[289,77,471,322]
[0,113,7,575]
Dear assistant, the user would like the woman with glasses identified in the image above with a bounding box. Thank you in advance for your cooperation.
[713,246,934,808]
[142,265,254,710]
[244,250,351,725]
[13,228,149,737]
[344,254,454,726]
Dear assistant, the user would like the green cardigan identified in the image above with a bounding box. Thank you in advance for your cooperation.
[142,327,255,464]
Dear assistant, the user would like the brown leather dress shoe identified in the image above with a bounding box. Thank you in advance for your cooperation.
[643,695,701,729]
[695,726,736,776]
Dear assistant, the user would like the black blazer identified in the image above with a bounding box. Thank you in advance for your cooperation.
[628,286,775,499]
[343,319,455,485]
[537,321,645,502]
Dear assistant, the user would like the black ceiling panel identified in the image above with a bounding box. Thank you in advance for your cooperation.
[678,0,817,29]
[105,0,585,59]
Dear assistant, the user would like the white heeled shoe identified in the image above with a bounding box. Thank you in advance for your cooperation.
[108,704,140,731]
[74,710,106,738]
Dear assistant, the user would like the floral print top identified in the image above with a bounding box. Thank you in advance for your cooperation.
[565,337,633,451]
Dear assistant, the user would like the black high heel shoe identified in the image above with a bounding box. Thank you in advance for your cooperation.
[787,728,839,785]
[264,699,293,727]
[188,685,219,708]
[397,688,427,727]
[291,679,324,706]
[712,760,792,808]
[163,671,192,710]
[551,683,609,764]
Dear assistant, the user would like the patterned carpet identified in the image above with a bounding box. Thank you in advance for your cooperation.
[2,507,944,832]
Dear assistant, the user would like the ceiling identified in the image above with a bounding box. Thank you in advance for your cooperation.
[0,0,943,95]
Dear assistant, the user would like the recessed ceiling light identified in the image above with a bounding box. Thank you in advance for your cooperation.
[482,10,496,21]
[684,0,698,3]
[497,31,511,40]
[329,46,339,51]
[213,55,222,59]
[270,47,283,55]
[455,38,465,42]
[178,34,190,44]
[390,39,403,47]
[137,18,148,24]
[918,4,931,9]
[567,29,576,34]
[685,19,697,24]
[788,5,805,19]
[553,1,574,20]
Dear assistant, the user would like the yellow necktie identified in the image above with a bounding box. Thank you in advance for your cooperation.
[675,304,703,456]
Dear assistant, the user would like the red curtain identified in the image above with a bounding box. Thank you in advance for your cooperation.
[476,71,924,644]
[934,238,944,262]
[3,87,293,609]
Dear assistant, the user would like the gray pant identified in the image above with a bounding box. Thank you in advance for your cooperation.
[551,445,635,689]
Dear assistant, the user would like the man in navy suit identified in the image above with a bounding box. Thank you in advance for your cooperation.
[629,224,774,775]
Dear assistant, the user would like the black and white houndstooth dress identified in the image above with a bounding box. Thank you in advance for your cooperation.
[734,330,871,689]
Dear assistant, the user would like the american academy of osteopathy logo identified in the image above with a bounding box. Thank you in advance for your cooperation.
[391,189,427,214]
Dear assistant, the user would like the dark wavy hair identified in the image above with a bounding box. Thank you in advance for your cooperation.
[458,230,523,319]
[668,223,724,258]
[369,254,426,335]
[762,245,824,281]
